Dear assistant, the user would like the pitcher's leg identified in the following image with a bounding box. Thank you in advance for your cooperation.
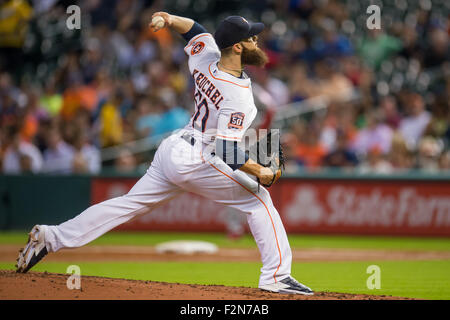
[241,187,292,286]
[185,160,292,287]
[45,166,182,252]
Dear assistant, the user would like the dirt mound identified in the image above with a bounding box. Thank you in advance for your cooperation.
[0,270,414,300]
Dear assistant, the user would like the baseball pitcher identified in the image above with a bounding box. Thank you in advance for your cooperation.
[16,12,313,295]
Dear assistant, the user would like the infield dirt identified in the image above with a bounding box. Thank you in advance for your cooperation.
[0,270,415,300]
[0,245,439,299]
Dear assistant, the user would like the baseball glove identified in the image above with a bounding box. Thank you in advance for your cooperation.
[247,130,285,188]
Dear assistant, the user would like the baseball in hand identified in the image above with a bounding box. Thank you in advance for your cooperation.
[152,16,165,30]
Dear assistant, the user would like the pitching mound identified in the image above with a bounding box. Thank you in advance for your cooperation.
[0,270,414,300]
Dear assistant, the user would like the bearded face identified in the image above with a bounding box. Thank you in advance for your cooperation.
[241,45,269,67]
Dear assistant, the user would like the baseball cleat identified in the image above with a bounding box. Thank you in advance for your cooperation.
[16,225,49,273]
[259,277,314,295]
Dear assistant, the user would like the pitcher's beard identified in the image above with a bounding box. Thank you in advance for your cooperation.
[241,47,269,67]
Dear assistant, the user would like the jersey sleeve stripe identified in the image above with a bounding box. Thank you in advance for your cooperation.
[208,63,250,89]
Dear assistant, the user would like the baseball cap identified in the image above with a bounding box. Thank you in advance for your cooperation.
[214,16,265,50]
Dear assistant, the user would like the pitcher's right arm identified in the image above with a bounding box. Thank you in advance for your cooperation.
[150,12,206,41]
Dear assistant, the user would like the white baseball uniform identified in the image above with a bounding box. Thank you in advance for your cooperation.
[43,33,293,287]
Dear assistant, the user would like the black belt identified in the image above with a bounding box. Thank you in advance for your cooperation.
[181,133,216,156]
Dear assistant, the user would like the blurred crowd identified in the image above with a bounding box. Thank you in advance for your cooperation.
[0,0,449,175]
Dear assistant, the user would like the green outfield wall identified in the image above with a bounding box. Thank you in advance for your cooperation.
[0,175,91,230]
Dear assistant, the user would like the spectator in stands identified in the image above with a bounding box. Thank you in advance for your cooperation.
[2,126,43,174]
[424,97,449,141]
[398,26,422,61]
[114,148,137,173]
[20,87,49,142]
[416,136,443,172]
[55,53,84,95]
[80,38,104,85]
[310,58,354,102]
[99,92,124,147]
[18,154,34,174]
[341,56,364,87]
[288,63,312,102]
[295,121,327,170]
[135,97,162,138]
[0,73,22,128]
[423,27,449,69]
[0,0,33,77]
[153,91,190,136]
[379,95,402,129]
[40,77,63,117]
[357,29,402,70]
[398,92,431,149]
[72,131,101,174]
[388,133,414,171]
[42,128,74,174]
[136,93,190,139]
[320,103,357,151]
[253,69,290,107]
[314,18,353,59]
[290,33,317,65]
[358,145,393,174]
[439,151,450,171]
[323,130,359,169]
[352,110,393,156]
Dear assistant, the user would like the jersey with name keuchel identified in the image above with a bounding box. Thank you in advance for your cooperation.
[183,33,257,145]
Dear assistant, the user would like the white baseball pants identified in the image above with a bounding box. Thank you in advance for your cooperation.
[44,130,293,286]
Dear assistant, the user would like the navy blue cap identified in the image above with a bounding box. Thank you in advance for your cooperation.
[214,16,265,50]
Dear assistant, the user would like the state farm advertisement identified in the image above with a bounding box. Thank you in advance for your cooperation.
[91,177,450,236]
[279,180,450,236]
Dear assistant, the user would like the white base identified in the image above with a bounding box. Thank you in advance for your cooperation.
[155,240,218,254]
